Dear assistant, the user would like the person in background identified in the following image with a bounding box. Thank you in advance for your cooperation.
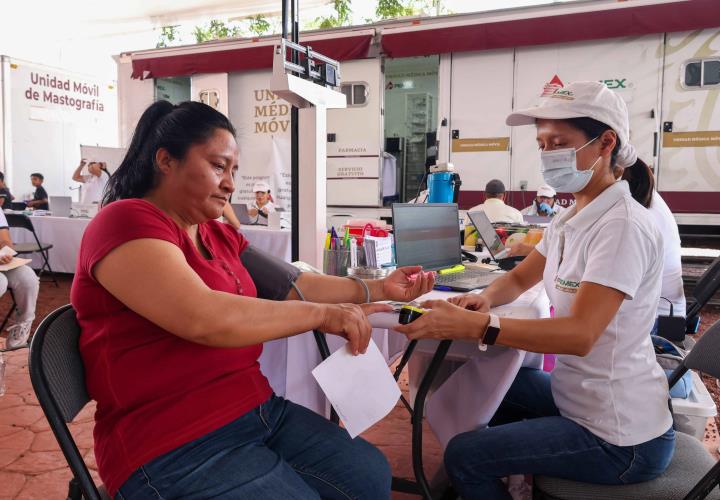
[615,164,685,322]
[248,181,275,220]
[0,172,15,209]
[72,159,110,204]
[222,201,241,229]
[467,179,523,224]
[26,173,49,210]
[521,184,565,217]
[0,209,40,349]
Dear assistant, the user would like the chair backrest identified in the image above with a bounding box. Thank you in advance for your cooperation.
[687,257,720,319]
[5,213,36,233]
[683,319,720,380]
[28,304,100,500]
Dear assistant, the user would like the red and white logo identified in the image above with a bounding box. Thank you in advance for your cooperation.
[541,75,564,97]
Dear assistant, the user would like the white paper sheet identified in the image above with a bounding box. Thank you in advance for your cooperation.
[312,339,401,438]
[0,246,17,257]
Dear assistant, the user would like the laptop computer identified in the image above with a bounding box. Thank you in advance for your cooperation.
[49,196,72,217]
[392,203,500,292]
[231,203,268,226]
[467,210,511,261]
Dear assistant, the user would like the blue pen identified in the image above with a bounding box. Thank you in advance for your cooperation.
[330,226,338,240]
[434,285,453,291]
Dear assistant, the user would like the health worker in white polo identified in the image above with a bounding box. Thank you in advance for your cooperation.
[395,81,673,500]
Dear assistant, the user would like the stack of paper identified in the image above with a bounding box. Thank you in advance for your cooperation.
[0,246,32,272]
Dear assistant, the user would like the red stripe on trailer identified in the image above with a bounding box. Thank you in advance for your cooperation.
[131,34,373,79]
[458,190,720,214]
[381,0,720,58]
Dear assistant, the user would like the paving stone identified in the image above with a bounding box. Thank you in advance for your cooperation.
[5,450,67,474]
[0,470,26,498]
[0,429,33,452]
[30,430,60,453]
[0,448,24,470]
[16,468,71,500]
[0,406,43,428]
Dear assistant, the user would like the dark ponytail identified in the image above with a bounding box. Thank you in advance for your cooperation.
[565,117,654,208]
[103,100,236,205]
[620,158,655,208]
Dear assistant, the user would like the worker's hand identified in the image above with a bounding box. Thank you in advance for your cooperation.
[382,266,435,302]
[260,207,269,215]
[248,208,259,217]
[394,299,487,341]
[447,292,492,312]
[0,254,13,265]
[506,242,533,258]
[319,302,393,355]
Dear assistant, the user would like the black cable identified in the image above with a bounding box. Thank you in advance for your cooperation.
[660,296,674,317]
[413,172,428,203]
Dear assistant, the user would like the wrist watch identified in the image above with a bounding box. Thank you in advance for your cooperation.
[478,313,500,351]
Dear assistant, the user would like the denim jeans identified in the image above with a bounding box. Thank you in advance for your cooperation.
[444,368,675,500]
[117,395,391,499]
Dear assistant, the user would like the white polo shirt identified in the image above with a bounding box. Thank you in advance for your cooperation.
[647,191,686,317]
[536,181,672,446]
[467,198,523,224]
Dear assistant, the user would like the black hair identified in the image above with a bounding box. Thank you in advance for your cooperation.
[0,172,4,182]
[565,117,654,208]
[31,173,44,181]
[103,100,236,205]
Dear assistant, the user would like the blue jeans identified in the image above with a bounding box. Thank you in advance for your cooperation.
[117,395,391,499]
[444,368,675,500]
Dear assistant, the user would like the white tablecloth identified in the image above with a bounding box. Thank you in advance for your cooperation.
[259,284,550,441]
[10,216,92,274]
[8,216,294,273]
[240,226,292,262]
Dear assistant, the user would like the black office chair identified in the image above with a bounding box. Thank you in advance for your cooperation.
[534,319,720,500]
[686,257,720,334]
[5,213,58,287]
[28,304,108,500]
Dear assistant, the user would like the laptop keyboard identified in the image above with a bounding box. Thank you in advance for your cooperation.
[435,268,498,287]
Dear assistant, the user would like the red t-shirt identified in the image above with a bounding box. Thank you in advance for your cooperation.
[70,199,273,496]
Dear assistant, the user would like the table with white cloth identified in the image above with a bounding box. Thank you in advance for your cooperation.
[9,215,92,274]
[7,215,293,274]
[257,282,550,494]
[239,226,292,262]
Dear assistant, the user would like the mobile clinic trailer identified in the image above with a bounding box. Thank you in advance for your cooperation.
[0,56,118,200]
[116,0,720,226]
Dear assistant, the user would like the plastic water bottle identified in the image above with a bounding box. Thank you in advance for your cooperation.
[0,353,6,397]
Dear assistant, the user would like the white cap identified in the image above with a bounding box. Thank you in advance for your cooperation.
[506,81,637,168]
[252,181,270,193]
[536,184,556,198]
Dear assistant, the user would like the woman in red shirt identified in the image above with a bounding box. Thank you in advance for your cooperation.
[71,100,434,499]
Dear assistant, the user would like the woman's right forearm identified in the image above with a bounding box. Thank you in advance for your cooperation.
[480,273,527,308]
[189,290,327,347]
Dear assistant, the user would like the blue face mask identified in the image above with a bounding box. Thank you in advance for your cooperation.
[540,137,601,193]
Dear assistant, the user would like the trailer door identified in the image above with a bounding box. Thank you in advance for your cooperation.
[327,58,383,207]
[447,49,514,209]
[659,29,720,223]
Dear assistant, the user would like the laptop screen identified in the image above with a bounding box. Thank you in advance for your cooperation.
[467,210,505,258]
[392,203,461,271]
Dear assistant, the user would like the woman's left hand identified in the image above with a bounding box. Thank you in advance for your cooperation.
[0,254,12,265]
[381,266,435,302]
[394,299,488,341]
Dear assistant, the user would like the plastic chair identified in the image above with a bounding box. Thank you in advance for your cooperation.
[28,304,108,500]
[534,319,720,500]
[5,213,58,287]
[686,257,720,333]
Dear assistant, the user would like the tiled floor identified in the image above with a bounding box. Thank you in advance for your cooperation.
[0,275,718,499]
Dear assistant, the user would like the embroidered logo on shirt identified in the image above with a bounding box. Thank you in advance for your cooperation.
[555,277,580,293]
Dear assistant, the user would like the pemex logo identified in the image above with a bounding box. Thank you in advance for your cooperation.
[541,75,564,97]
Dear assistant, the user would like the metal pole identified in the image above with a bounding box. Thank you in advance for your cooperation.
[290,0,300,262]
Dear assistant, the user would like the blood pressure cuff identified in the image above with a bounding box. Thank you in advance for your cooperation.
[240,245,301,300]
